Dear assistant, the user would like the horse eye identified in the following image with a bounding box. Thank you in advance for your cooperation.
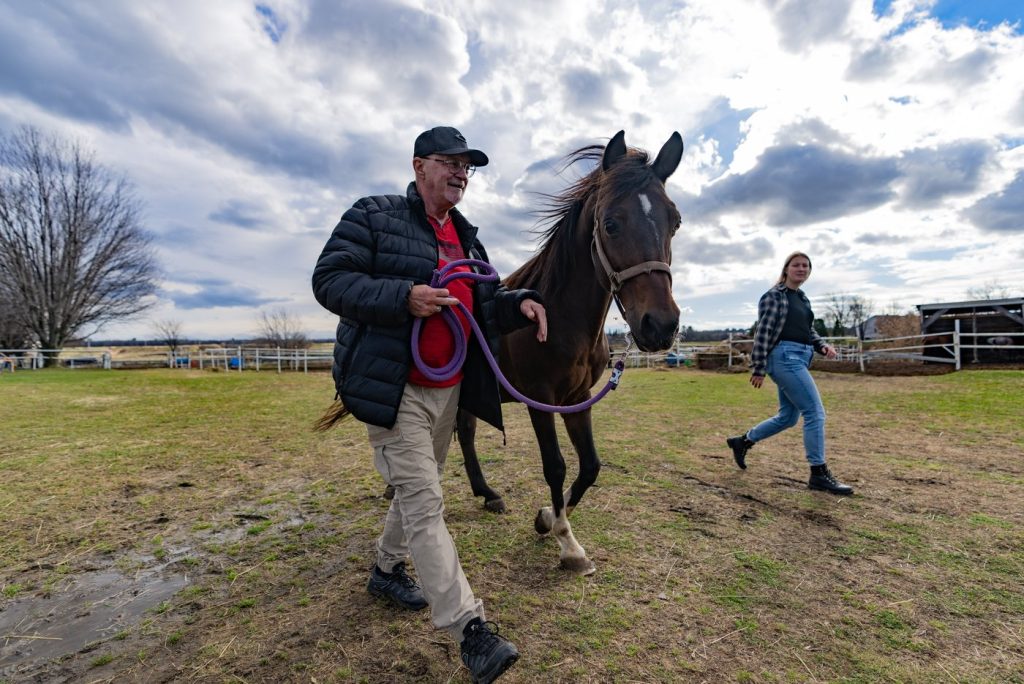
[604,218,619,234]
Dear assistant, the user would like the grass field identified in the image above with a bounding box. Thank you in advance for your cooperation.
[1,367,1022,683]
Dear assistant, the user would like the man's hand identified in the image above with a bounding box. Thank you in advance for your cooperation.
[408,284,459,318]
[750,374,765,389]
[823,343,838,359]
[520,299,547,342]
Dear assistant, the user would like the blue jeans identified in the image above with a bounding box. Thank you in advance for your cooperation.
[747,341,826,466]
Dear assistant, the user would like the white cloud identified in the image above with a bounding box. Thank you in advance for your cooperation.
[0,0,1021,341]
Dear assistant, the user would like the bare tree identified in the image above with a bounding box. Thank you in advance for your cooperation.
[882,299,908,315]
[0,284,32,349]
[823,293,851,335]
[0,127,158,364]
[966,280,1013,300]
[848,295,874,330]
[152,319,185,357]
[823,292,873,337]
[256,308,309,349]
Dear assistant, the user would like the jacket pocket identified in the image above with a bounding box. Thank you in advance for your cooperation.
[337,318,364,377]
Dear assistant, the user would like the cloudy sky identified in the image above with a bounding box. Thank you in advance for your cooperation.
[1,0,1022,340]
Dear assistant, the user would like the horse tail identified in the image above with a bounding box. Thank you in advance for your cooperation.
[313,399,351,432]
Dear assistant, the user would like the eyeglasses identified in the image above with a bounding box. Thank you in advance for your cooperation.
[425,157,476,177]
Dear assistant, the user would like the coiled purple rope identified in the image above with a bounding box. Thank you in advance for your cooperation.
[411,259,625,414]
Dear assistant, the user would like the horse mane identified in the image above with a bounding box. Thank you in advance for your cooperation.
[505,145,654,293]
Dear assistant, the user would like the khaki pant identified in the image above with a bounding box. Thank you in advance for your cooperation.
[366,382,484,641]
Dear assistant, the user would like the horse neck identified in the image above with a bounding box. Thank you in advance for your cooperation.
[563,201,614,343]
[510,198,613,346]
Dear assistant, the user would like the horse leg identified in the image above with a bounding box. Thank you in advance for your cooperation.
[455,408,506,513]
[529,407,596,576]
[561,408,601,516]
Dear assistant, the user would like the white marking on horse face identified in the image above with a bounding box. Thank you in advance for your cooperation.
[639,193,652,217]
[639,192,659,232]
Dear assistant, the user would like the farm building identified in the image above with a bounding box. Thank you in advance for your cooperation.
[917,297,1024,365]
[859,314,919,340]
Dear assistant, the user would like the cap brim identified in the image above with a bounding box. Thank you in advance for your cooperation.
[434,147,489,167]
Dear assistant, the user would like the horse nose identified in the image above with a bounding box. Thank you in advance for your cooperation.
[639,312,679,351]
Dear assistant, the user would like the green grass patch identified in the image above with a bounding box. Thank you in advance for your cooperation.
[1,367,1022,683]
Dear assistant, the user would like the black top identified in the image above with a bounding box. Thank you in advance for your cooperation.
[779,288,814,345]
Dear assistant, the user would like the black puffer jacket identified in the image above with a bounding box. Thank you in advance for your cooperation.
[312,182,540,430]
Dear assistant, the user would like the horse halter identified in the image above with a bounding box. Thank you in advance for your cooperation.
[591,215,672,316]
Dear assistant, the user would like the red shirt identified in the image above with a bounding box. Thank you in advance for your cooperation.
[407,215,475,387]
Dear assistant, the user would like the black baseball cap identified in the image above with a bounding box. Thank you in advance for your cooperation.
[413,126,489,167]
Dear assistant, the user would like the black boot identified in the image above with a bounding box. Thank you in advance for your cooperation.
[726,435,755,470]
[367,562,428,610]
[808,464,854,495]
[461,618,519,683]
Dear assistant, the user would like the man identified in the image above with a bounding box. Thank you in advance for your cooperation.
[312,126,546,684]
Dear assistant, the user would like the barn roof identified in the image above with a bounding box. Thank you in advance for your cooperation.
[916,297,1023,312]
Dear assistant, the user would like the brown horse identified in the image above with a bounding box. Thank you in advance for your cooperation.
[456,130,683,574]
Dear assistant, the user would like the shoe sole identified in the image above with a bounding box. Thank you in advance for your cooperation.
[367,586,428,611]
[807,484,854,495]
[472,652,519,684]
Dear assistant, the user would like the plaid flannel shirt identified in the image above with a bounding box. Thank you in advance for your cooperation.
[750,283,826,376]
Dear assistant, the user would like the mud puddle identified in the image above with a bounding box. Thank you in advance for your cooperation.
[0,561,188,679]
[0,510,309,680]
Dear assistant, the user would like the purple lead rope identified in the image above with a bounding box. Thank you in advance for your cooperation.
[411,259,625,414]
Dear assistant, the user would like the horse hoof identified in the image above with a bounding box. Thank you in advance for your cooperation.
[534,508,552,535]
[560,556,596,576]
[484,497,506,514]
[383,485,395,500]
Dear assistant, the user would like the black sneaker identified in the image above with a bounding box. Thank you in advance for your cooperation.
[367,562,428,611]
[808,464,854,495]
[726,435,754,470]
[460,619,519,684]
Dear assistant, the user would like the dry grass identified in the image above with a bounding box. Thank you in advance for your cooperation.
[0,367,1022,683]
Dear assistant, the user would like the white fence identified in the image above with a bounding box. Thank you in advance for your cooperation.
[185,347,333,373]
[0,348,111,370]
[0,347,333,373]
[724,319,1024,372]
[5,323,1020,376]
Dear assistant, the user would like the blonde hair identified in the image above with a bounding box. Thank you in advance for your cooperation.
[776,251,812,285]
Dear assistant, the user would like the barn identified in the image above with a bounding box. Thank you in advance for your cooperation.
[917,297,1024,365]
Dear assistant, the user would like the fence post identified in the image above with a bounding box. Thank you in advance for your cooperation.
[954,319,961,371]
[277,347,282,373]
[728,332,733,368]
[304,348,308,373]
[858,338,864,373]
[256,348,261,372]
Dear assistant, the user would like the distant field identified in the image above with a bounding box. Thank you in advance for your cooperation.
[1,368,1022,683]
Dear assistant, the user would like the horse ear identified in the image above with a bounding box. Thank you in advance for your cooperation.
[602,130,627,171]
[651,132,684,183]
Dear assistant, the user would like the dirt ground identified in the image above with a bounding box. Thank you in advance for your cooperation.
[1,368,1022,683]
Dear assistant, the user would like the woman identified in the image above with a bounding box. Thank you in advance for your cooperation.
[727,252,853,495]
